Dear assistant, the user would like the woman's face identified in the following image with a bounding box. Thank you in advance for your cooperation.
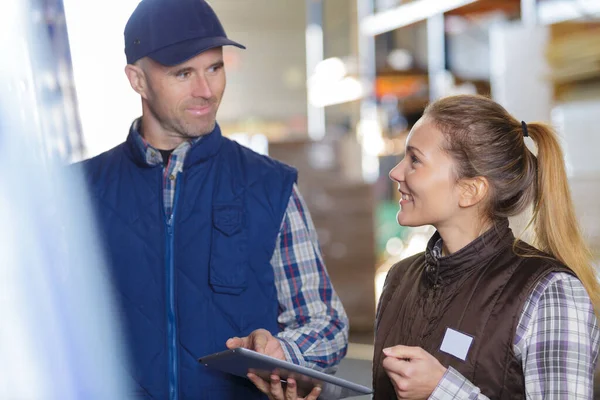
[389,117,464,229]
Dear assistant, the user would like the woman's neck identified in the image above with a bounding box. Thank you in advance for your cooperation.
[437,220,494,256]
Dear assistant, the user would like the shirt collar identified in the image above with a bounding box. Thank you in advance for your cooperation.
[424,218,513,286]
[130,118,201,166]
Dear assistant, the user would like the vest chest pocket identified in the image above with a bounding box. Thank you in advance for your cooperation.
[210,203,248,295]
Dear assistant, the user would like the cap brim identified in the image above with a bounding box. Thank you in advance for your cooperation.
[147,36,245,66]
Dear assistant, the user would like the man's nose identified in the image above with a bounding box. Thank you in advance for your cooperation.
[191,75,213,98]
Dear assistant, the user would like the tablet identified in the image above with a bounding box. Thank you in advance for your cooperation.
[198,348,372,399]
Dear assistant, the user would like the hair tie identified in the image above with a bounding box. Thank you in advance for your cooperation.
[521,121,529,137]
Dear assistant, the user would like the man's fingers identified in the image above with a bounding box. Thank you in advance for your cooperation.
[252,331,269,353]
[306,385,322,400]
[247,373,271,394]
[226,336,248,349]
[285,378,321,400]
[269,374,285,399]
[382,345,422,360]
[226,337,240,348]
[284,378,298,400]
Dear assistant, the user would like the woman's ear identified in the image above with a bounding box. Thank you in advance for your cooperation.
[458,176,489,208]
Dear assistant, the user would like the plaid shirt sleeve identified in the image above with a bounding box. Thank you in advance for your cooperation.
[430,272,600,400]
[271,184,349,372]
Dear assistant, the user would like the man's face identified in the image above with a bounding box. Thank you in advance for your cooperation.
[139,47,226,140]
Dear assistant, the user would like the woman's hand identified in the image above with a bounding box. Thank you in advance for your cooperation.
[247,372,322,400]
[382,345,446,400]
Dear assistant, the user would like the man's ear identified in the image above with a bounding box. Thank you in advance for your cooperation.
[124,63,148,99]
[458,176,489,208]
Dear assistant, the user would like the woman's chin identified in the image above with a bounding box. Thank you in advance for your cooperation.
[396,212,417,227]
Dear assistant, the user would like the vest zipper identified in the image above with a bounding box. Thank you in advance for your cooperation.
[419,289,432,342]
[166,174,182,400]
[419,264,439,343]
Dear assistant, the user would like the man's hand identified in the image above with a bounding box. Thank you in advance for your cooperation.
[226,328,286,361]
[382,345,446,400]
[247,373,322,400]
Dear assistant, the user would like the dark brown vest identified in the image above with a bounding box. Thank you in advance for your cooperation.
[373,220,572,399]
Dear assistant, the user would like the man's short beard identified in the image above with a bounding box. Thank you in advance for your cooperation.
[170,120,216,139]
[147,102,215,139]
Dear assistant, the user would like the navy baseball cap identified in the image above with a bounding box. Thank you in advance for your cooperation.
[124,0,245,66]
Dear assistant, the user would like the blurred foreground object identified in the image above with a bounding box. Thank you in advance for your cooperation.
[0,0,129,398]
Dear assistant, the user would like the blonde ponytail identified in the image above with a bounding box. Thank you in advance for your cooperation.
[527,122,600,318]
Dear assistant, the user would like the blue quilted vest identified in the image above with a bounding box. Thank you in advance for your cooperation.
[78,123,297,399]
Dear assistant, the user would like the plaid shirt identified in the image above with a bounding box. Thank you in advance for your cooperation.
[132,130,191,220]
[132,123,349,371]
[429,240,600,399]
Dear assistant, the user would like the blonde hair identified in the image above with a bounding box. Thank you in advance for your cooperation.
[424,94,600,318]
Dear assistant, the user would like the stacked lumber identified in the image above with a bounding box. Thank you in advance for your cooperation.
[546,22,600,101]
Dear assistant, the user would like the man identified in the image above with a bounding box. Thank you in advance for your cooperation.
[76,0,348,398]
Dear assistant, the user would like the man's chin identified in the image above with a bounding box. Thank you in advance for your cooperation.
[181,120,216,138]
[197,123,216,136]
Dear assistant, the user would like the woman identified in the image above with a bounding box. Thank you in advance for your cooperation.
[249,94,600,399]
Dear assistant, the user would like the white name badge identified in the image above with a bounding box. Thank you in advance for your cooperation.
[439,327,473,361]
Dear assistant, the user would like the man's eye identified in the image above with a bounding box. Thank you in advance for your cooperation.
[177,71,191,79]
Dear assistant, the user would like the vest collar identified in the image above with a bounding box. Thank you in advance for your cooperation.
[424,218,513,287]
[125,119,223,168]
[183,123,223,168]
